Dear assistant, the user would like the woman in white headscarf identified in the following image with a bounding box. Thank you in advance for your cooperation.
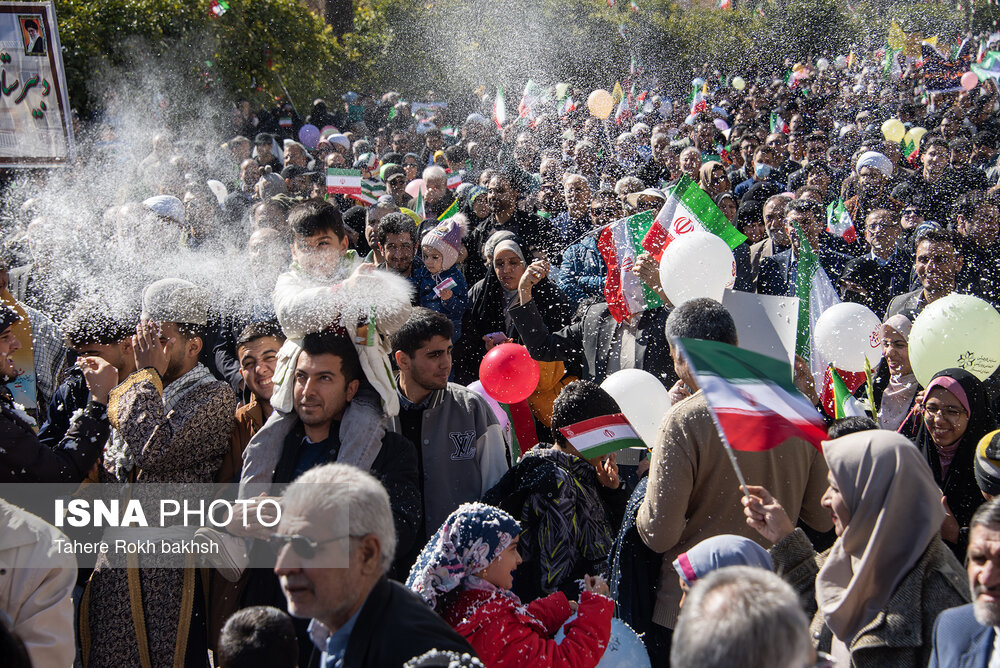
[742,430,969,667]
[872,314,919,431]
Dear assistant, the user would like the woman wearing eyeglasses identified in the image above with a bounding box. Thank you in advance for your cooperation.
[911,368,996,559]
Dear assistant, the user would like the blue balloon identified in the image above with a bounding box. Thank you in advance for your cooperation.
[555,616,650,667]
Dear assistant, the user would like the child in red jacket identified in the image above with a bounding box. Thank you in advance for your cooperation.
[406,502,613,668]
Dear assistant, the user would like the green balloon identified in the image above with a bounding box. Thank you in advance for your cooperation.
[908,294,1000,386]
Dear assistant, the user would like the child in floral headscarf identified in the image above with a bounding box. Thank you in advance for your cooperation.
[406,503,613,668]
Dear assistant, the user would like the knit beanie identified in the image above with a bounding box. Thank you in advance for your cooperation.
[422,216,466,272]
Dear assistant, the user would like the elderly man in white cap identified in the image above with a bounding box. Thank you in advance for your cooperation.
[843,150,905,250]
[82,277,237,668]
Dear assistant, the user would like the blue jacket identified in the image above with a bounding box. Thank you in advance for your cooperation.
[557,236,605,306]
[929,603,993,668]
[410,261,468,342]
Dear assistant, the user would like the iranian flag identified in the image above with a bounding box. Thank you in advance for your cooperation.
[558,413,645,458]
[972,52,1000,85]
[326,168,362,196]
[559,95,576,116]
[828,366,866,419]
[792,223,841,388]
[413,189,426,219]
[689,82,707,115]
[209,0,229,17]
[349,179,386,205]
[493,86,506,129]
[826,199,857,243]
[675,337,828,451]
[518,80,545,121]
[641,174,747,262]
[446,170,463,189]
[902,135,919,166]
[769,111,788,134]
[597,210,664,322]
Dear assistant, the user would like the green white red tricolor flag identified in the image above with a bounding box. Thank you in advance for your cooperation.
[493,86,506,129]
[642,174,747,262]
[559,95,576,116]
[413,189,426,219]
[689,82,707,115]
[597,210,664,322]
[518,80,545,121]
[792,222,841,388]
[349,178,386,205]
[326,168,362,196]
[558,413,645,457]
[675,337,828,451]
[972,51,1000,84]
[209,0,229,17]
[826,199,857,243]
[829,366,865,419]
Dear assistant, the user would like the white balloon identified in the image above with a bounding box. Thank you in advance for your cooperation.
[658,233,736,306]
[835,55,848,70]
[816,57,830,71]
[555,617,651,667]
[600,369,671,449]
[814,302,882,373]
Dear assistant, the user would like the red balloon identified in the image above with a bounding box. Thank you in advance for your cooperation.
[478,343,540,404]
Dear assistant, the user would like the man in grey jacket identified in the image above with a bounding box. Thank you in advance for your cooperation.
[389,308,512,569]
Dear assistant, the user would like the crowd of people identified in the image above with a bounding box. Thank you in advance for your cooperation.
[6,38,1000,668]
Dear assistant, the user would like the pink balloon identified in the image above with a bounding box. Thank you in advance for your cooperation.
[479,343,540,404]
[961,71,979,91]
[466,380,510,429]
[405,178,425,199]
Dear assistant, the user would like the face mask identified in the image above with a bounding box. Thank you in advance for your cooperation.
[755,163,771,178]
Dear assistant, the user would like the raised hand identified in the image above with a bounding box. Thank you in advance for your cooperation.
[132,320,171,378]
[79,356,118,405]
[742,484,795,544]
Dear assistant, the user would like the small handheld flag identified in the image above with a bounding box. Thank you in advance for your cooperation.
[326,168,362,196]
[433,277,458,297]
[558,413,645,458]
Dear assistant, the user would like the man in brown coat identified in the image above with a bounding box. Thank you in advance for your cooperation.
[84,278,236,668]
[636,298,832,665]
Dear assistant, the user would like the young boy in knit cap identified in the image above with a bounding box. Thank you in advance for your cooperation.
[415,214,468,341]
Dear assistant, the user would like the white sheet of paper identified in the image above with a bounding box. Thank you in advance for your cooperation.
[721,289,799,380]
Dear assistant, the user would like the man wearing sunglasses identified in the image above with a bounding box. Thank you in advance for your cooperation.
[275,463,474,667]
